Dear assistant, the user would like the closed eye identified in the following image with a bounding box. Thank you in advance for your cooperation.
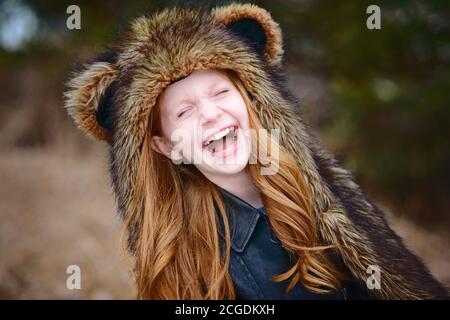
[177,106,192,118]
[216,89,230,95]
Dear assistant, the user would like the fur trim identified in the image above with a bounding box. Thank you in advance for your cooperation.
[63,3,449,299]
[64,62,118,142]
[213,3,284,68]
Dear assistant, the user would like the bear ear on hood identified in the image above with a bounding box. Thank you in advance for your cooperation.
[63,50,119,143]
[213,2,284,68]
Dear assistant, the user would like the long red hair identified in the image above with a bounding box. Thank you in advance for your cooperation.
[120,69,347,299]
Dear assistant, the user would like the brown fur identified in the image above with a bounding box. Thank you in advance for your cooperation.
[63,2,448,299]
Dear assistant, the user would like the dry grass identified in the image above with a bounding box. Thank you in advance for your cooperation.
[0,143,135,299]
[0,142,448,299]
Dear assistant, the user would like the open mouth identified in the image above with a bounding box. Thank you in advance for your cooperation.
[202,125,238,157]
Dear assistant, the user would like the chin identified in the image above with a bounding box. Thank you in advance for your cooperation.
[212,162,248,175]
[197,156,249,176]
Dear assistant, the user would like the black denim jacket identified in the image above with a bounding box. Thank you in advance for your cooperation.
[216,187,370,300]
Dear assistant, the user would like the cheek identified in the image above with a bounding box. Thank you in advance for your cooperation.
[234,100,249,128]
[160,113,191,145]
[171,123,201,158]
[159,111,174,139]
[225,95,248,124]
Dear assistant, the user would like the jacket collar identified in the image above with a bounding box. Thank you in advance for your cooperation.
[216,188,264,253]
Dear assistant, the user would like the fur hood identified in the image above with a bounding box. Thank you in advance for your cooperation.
[63,2,448,299]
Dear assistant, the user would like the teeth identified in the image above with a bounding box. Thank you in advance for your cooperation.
[212,128,230,141]
[204,126,236,147]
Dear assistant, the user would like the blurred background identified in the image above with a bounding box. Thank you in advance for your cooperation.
[0,0,449,299]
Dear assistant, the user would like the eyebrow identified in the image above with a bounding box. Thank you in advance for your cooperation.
[172,79,227,109]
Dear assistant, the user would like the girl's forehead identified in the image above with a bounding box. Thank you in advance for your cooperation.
[162,69,230,102]
[169,69,228,89]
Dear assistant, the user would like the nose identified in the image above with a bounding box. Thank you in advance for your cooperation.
[198,99,223,125]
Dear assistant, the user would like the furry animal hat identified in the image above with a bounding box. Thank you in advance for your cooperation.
[64,2,448,299]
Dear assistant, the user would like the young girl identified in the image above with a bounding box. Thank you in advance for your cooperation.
[64,3,448,300]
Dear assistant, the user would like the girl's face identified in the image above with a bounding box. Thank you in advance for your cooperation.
[151,69,251,179]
